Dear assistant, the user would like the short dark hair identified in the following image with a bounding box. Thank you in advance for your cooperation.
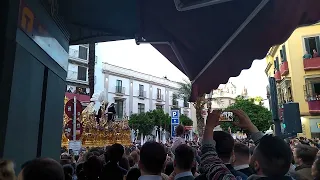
[22,158,64,180]
[254,135,292,177]
[175,144,195,170]
[234,142,250,159]
[176,125,185,136]
[295,144,318,165]
[213,131,234,160]
[106,143,124,162]
[140,142,166,174]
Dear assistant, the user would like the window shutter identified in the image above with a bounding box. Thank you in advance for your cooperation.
[275,57,279,70]
[282,45,287,62]
[304,38,311,54]
[315,36,320,53]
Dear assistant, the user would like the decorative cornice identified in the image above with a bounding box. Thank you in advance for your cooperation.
[264,62,272,75]
[102,63,181,91]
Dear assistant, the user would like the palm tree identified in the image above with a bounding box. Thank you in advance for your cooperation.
[178,79,206,137]
[88,43,95,97]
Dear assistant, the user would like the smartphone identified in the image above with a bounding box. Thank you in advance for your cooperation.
[219,112,234,122]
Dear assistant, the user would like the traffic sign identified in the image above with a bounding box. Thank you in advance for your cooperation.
[64,120,83,140]
[171,118,179,124]
[65,99,82,118]
[171,124,179,137]
[171,110,180,119]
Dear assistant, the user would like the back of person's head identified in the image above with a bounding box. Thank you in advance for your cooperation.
[84,156,102,179]
[0,160,15,180]
[176,125,185,137]
[251,135,292,177]
[174,144,195,171]
[234,142,250,165]
[139,141,166,175]
[107,143,124,163]
[213,131,235,161]
[20,158,64,180]
[63,164,74,180]
[126,167,141,180]
[164,162,174,176]
[294,144,318,166]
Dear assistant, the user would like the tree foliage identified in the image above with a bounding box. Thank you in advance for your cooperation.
[180,114,193,126]
[129,109,171,135]
[220,96,272,132]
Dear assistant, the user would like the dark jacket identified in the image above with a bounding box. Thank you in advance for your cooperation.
[176,176,195,180]
[247,174,293,180]
[238,167,254,177]
[295,164,313,180]
[100,162,127,180]
[225,164,248,180]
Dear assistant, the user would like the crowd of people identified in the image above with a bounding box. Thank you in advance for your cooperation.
[2,110,320,180]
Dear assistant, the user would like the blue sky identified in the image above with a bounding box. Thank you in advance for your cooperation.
[96,40,269,100]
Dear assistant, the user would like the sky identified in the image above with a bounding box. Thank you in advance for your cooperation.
[96,39,269,100]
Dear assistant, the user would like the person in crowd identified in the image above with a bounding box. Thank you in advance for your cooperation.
[165,162,174,176]
[76,163,85,180]
[233,142,254,177]
[313,49,319,58]
[130,150,140,168]
[199,110,237,180]
[101,143,127,180]
[231,110,293,180]
[211,130,247,179]
[172,125,186,153]
[63,164,75,180]
[84,156,103,180]
[18,158,64,180]
[172,144,195,180]
[138,141,167,180]
[128,156,135,167]
[119,156,130,171]
[303,51,312,59]
[0,160,15,180]
[312,157,320,180]
[127,167,141,180]
[293,144,318,180]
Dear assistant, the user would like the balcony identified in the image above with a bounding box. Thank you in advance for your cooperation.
[274,70,281,82]
[308,100,320,114]
[66,71,88,85]
[303,57,320,71]
[69,49,88,64]
[138,91,147,99]
[156,94,164,102]
[115,86,125,95]
[280,61,289,76]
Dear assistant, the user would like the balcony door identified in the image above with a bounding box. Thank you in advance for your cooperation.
[157,88,161,99]
[304,36,320,55]
[115,100,124,118]
[116,80,122,93]
[139,84,144,96]
[79,46,88,59]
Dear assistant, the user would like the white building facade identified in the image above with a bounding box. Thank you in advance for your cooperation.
[100,63,192,120]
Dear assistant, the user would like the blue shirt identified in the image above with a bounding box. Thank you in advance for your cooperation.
[138,175,162,180]
[175,171,193,180]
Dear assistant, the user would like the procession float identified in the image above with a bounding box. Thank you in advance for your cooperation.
[61,92,131,148]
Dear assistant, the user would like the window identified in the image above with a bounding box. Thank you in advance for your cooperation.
[138,103,145,114]
[139,84,144,96]
[78,46,88,59]
[115,100,124,118]
[304,36,320,55]
[172,93,178,107]
[77,66,87,81]
[116,80,122,93]
[183,97,189,107]
[156,105,163,110]
[281,45,287,62]
[157,88,161,99]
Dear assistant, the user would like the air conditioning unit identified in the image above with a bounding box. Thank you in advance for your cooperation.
[174,0,233,11]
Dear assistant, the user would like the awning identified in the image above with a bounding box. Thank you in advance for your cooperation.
[58,0,320,101]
